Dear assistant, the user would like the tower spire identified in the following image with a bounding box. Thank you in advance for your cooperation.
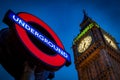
[83,9,88,19]
[80,9,96,31]
[80,9,90,30]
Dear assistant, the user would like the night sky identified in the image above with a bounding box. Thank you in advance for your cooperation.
[0,0,120,80]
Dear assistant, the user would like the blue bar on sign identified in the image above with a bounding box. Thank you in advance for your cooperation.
[8,11,71,64]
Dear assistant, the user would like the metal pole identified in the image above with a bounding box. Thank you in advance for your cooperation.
[20,61,36,80]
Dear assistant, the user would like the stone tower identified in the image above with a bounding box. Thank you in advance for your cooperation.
[72,11,120,80]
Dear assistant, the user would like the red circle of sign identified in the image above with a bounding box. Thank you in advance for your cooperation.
[15,13,66,67]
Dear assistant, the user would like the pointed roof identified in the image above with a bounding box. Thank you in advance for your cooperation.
[80,10,96,31]
[83,9,89,21]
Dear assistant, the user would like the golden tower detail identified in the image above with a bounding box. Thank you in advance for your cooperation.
[72,12,120,80]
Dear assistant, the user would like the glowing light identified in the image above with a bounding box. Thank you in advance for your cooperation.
[4,10,71,67]
[74,23,99,43]
[78,36,92,53]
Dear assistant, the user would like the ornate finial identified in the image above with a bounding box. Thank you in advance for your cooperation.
[83,9,88,19]
[83,9,87,15]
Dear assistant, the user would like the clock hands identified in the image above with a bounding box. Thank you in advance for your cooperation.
[78,36,92,53]
[109,41,111,44]
[83,42,86,50]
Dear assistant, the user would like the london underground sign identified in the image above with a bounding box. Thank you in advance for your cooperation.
[3,10,71,69]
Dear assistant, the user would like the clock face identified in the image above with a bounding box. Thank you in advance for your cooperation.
[78,36,92,53]
[103,34,117,49]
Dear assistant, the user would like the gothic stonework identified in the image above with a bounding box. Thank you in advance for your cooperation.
[72,11,120,80]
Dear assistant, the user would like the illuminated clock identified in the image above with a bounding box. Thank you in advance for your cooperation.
[103,34,117,49]
[78,35,92,53]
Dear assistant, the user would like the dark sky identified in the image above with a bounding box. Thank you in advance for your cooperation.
[0,0,120,80]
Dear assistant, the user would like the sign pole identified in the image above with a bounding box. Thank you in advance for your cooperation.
[20,61,36,80]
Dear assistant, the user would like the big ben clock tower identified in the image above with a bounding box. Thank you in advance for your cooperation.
[72,11,120,80]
